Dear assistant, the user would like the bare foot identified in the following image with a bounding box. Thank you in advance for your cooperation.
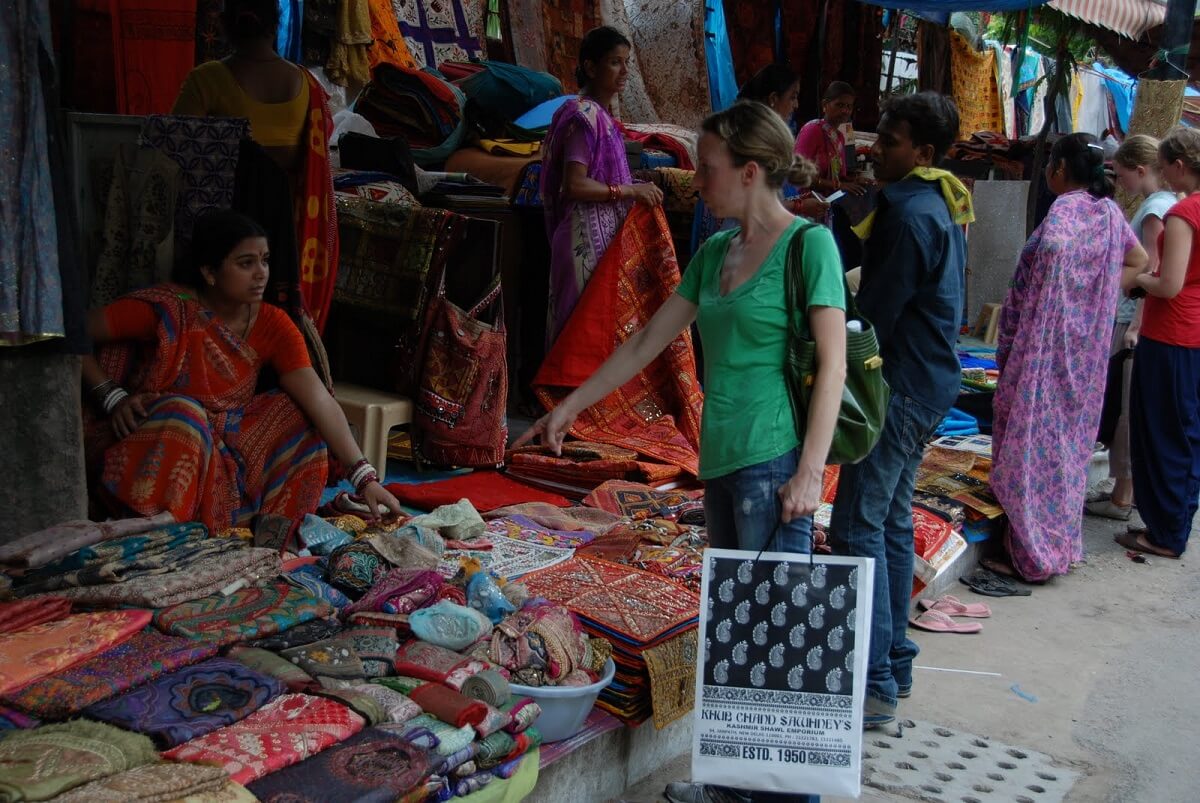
[979,557,1017,577]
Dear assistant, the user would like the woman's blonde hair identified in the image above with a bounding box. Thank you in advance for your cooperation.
[701,101,817,189]
[1159,127,1200,175]
[1114,134,1160,170]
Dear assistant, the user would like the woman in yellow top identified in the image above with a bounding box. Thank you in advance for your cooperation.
[172,0,340,330]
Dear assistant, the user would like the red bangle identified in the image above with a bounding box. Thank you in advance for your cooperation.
[354,471,379,494]
[608,183,621,202]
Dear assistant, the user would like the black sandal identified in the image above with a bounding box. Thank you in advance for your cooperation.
[960,568,1032,597]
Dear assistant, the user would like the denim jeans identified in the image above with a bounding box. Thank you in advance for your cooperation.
[829,392,944,711]
[704,448,813,555]
[703,448,819,803]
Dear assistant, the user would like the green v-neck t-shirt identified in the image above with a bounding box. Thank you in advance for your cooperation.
[676,219,845,480]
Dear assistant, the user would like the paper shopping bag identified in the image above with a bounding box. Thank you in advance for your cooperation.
[692,549,874,798]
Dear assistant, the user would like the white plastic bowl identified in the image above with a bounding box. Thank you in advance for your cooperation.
[507,658,616,742]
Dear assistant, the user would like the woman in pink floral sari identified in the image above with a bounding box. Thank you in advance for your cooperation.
[989,134,1147,582]
[540,26,662,345]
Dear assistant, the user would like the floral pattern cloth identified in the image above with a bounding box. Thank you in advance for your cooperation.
[153,582,335,647]
[2,627,217,720]
[0,610,151,696]
[992,190,1139,581]
[163,693,365,785]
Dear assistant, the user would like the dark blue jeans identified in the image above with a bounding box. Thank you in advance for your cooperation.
[829,392,944,711]
[704,448,813,554]
[703,448,819,803]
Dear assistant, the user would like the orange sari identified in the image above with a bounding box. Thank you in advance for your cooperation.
[86,286,328,531]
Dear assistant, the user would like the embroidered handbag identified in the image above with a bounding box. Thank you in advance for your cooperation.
[414,273,509,467]
[784,224,889,464]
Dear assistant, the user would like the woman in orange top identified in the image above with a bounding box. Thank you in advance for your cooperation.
[82,210,402,533]
[172,0,339,330]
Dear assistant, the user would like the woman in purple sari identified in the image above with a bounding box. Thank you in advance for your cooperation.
[988,134,1147,582]
[540,26,663,344]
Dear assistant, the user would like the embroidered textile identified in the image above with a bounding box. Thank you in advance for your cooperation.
[950,32,1005,138]
[85,288,329,533]
[343,567,444,615]
[50,762,230,802]
[0,610,151,696]
[540,0,599,89]
[506,442,684,496]
[484,515,597,550]
[247,617,344,651]
[163,693,365,785]
[993,191,1138,582]
[3,627,217,720]
[247,727,431,802]
[0,597,71,634]
[393,0,483,68]
[499,697,541,733]
[227,646,314,692]
[327,0,373,86]
[85,657,285,749]
[368,0,420,74]
[284,564,352,609]
[36,547,280,611]
[522,557,699,647]
[489,603,590,686]
[139,116,247,249]
[582,480,704,522]
[483,503,620,536]
[533,206,703,475]
[154,582,335,647]
[297,70,341,332]
[0,512,175,571]
[404,601,490,652]
[507,0,547,71]
[370,675,426,696]
[540,97,632,342]
[393,641,470,684]
[409,682,488,728]
[402,714,475,756]
[350,683,422,723]
[641,629,696,728]
[328,542,390,599]
[0,720,159,801]
[307,686,386,725]
[384,472,570,511]
[347,626,401,677]
[0,0,63,345]
[440,536,575,581]
[283,637,367,680]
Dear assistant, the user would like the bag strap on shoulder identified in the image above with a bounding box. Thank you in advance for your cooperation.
[784,222,860,338]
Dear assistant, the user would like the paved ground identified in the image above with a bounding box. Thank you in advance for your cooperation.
[614,505,1200,803]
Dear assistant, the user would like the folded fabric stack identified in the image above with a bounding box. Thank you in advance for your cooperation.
[520,555,699,727]
[357,63,467,165]
[506,442,686,499]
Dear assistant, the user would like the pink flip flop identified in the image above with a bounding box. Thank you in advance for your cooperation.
[918,594,992,618]
[909,609,983,634]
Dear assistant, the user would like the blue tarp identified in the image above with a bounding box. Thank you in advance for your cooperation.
[704,1,739,113]
[1092,62,1136,134]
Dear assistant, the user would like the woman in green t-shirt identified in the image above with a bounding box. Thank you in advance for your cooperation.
[518,101,847,556]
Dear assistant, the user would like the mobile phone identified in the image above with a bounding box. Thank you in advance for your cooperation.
[824,190,846,203]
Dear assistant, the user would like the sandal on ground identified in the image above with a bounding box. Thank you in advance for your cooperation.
[918,594,992,618]
[909,609,983,634]
[960,568,1032,597]
[1114,530,1179,559]
[1085,499,1133,521]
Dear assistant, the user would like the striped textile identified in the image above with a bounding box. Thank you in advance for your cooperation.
[1048,0,1166,39]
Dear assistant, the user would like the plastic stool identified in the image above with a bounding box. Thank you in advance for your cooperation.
[333,382,414,472]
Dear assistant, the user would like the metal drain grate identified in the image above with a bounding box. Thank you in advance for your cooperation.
[863,719,1078,803]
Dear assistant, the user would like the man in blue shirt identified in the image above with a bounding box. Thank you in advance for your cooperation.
[829,92,967,729]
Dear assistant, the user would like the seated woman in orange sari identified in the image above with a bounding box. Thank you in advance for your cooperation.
[82,210,402,532]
